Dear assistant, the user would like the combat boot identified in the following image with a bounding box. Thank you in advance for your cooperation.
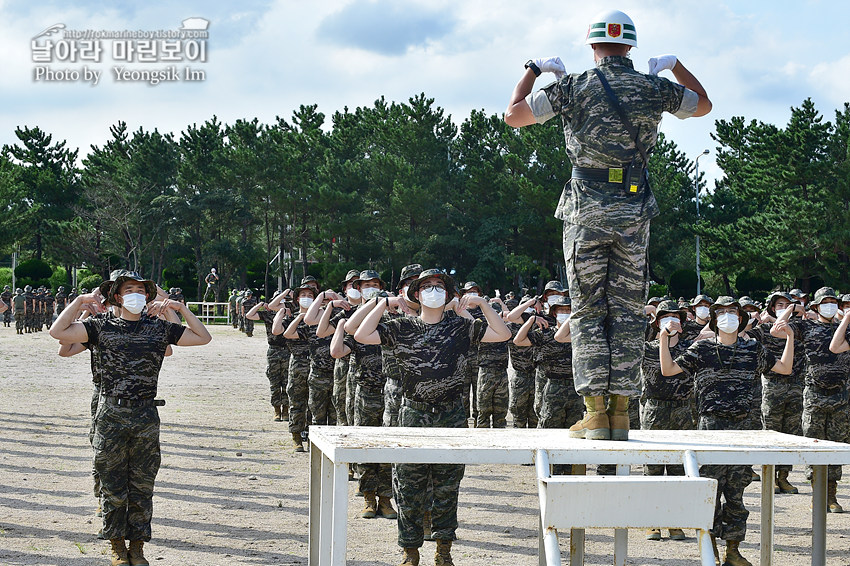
[281,405,289,421]
[378,496,398,519]
[723,540,752,566]
[362,491,377,518]
[568,396,610,440]
[828,481,843,513]
[274,406,282,421]
[423,510,433,541]
[127,540,149,566]
[399,547,419,566]
[751,468,760,482]
[645,528,661,540]
[110,539,129,566]
[668,528,686,540]
[291,432,305,452]
[435,540,454,566]
[776,470,798,494]
[606,395,630,441]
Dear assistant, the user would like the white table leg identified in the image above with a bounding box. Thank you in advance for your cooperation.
[613,464,629,566]
[309,442,322,566]
[319,452,334,566]
[331,462,349,565]
[761,464,774,566]
[811,465,827,566]
[570,464,586,566]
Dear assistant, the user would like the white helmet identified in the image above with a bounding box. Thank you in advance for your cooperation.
[585,10,637,47]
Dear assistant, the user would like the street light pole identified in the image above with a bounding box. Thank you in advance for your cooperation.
[694,149,709,296]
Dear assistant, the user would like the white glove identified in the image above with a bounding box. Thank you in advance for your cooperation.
[648,54,677,75]
[534,56,566,79]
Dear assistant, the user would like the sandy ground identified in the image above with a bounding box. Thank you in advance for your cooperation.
[1,324,849,566]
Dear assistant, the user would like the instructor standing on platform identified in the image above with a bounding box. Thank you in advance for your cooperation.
[505,9,711,440]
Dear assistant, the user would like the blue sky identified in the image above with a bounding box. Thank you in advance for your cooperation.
[2,0,849,186]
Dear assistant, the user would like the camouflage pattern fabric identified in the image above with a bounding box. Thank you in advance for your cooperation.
[55,291,67,314]
[538,377,583,429]
[533,367,546,419]
[307,367,336,426]
[354,384,392,498]
[90,382,101,499]
[641,399,693,477]
[509,369,537,428]
[527,324,573,379]
[676,337,775,419]
[383,378,403,427]
[333,357,350,426]
[393,401,466,548]
[642,338,692,400]
[93,402,161,542]
[298,320,336,373]
[475,367,508,428]
[15,311,25,332]
[286,353,310,435]
[1,289,12,325]
[257,310,288,347]
[698,414,752,542]
[462,358,478,424]
[242,297,257,335]
[375,311,487,406]
[346,361,357,427]
[802,386,849,481]
[266,345,290,409]
[564,220,649,397]
[794,319,846,390]
[281,315,311,359]
[81,316,185,399]
[343,334,385,389]
[680,319,708,343]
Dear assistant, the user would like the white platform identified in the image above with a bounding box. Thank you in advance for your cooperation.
[308,427,850,566]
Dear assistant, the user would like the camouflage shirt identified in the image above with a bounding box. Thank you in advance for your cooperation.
[281,314,311,358]
[792,319,848,391]
[297,309,341,373]
[381,311,407,382]
[242,296,258,311]
[56,292,67,308]
[257,309,288,347]
[478,338,509,369]
[748,322,805,381]
[642,338,692,400]
[527,323,573,380]
[680,319,708,343]
[507,320,535,373]
[82,315,185,399]
[527,55,698,228]
[376,310,487,406]
[44,294,55,311]
[344,333,385,389]
[676,337,775,419]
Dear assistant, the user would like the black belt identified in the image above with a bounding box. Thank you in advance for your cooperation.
[101,395,165,408]
[546,374,574,381]
[571,165,643,192]
[402,397,460,414]
[645,398,689,408]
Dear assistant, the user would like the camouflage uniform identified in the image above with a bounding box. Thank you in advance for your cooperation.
[228,291,239,328]
[283,314,312,436]
[298,319,337,426]
[462,305,486,423]
[235,294,245,332]
[43,291,55,329]
[1,286,12,326]
[526,55,697,398]
[257,310,290,415]
[82,314,185,542]
[675,337,775,541]
[641,337,693,477]
[529,324,582,430]
[242,294,257,337]
[794,318,850,482]
[55,287,67,316]
[12,290,25,333]
[507,319,537,428]
[330,307,357,426]
[376,310,487,548]
[23,287,35,333]
[475,338,509,428]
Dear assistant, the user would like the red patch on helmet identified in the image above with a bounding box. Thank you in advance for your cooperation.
[608,23,621,38]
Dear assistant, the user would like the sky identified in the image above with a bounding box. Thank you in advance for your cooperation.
[2,0,849,187]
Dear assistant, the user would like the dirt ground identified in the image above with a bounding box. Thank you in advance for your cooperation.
[1,324,849,566]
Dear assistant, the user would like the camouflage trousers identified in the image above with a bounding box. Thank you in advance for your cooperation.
[462,363,478,423]
[333,357,350,426]
[538,378,583,430]
[244,318,254,335]
[346,362,356,427]
[641,399,693,477]
[15,312,24,332]
[802,385,849,482]
[230,307,237,328]
[93,402,161,542]
[3,309,12,324]
[308,366,336,426]
[394,399,466,548]
[762,377,803,473]
[267,346,290,410]
[509,368,538,428]
[287,355,310,435]
[238,314,245,331]
[383,378,403,427]
[563,221,648,397]
[475,367,508,428]
[90,384,101,499]
[25,312,34,331]
[354,384,392,497]
[533,367,546,419]
[698,414,752,542]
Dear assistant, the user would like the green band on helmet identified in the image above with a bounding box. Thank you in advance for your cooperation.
[590,22,606,29]
[623,23,636,31]
[588,31,608,38]
[623,32,636,40]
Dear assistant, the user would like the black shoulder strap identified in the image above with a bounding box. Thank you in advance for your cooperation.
[593,68,649,166]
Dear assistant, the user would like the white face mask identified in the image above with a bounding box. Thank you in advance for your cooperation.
[121,293,147,315]
[346,288,361,300]
[420,288,446,309]
[466,292,479,298]
[659,316,678,334]
[361,287,380,301]
[716,313,739,334]
[818,303,838,319]
[695,306,710,320]
[401,286,409,300]
[547,295,560,306]
[299,297,313,309]
[556,313,570,324]
[775,308,787,319]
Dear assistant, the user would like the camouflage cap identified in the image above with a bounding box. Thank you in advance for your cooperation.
[406,269,456,305]
[244,289,253,296]
[341,269,360,286]
[356,269,385,289]
[80,288,89,293]
[505,298,519,310]
[398,263,423,283]
[99,269,130,300]
[647,296,663,305]
[108,272,156,306]
[810,286,838,307]
[300,276,319,287]
[840,294,850,304]
[789,288,807,299]
[547,295,571,314]
[58,285,65,292]
[543,280,566,293]
[462,281,481,292]
[766,291,797,317]
[738,296,759,311]
[15,288,22,293]
[24,285,32,292]
[294,284,319,299]
[690,294,713,307]
[3,285,9,290]
[708,296,748,334]
[653,299,687,329]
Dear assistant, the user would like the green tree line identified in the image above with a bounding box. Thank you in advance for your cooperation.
[1,95,847,301]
